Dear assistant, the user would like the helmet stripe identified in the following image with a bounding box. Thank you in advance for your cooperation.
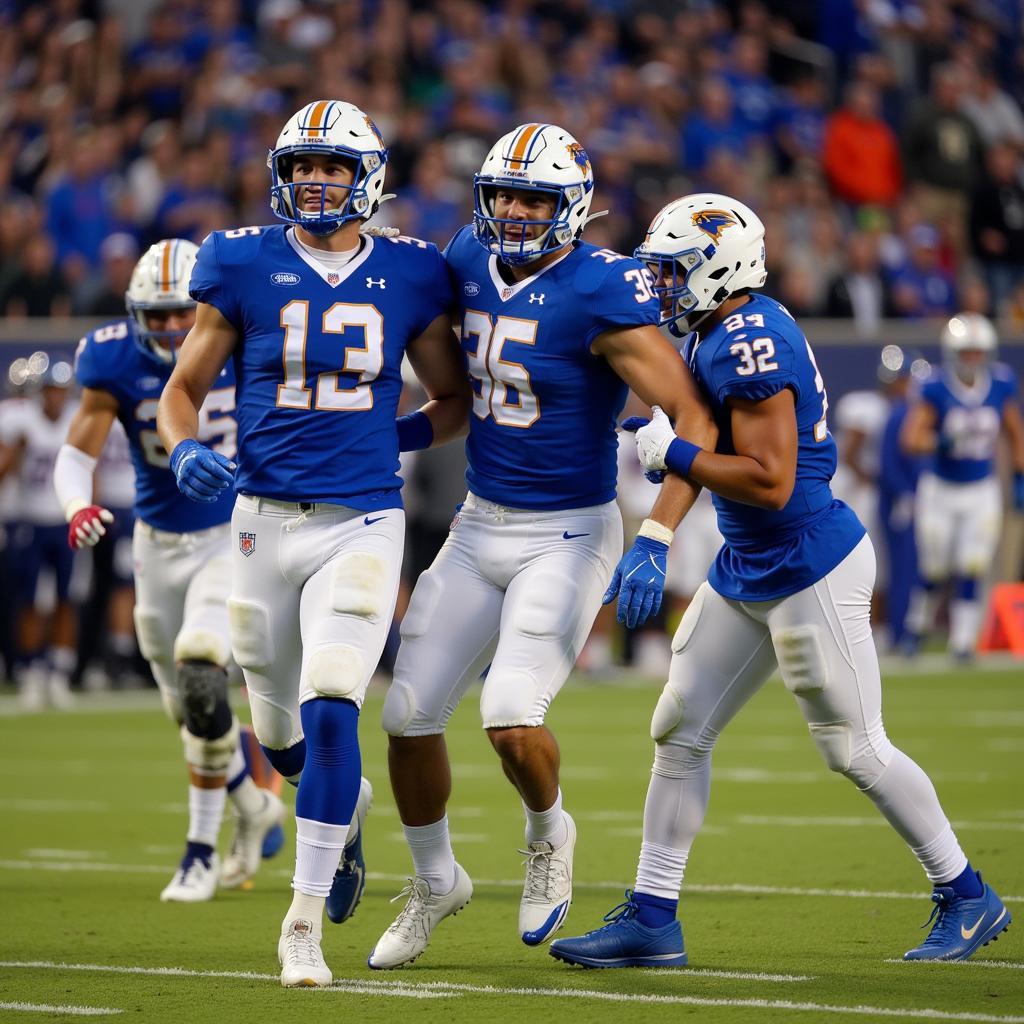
[507,123,542,169]
[304,100,329,136]
[160,239,172,292]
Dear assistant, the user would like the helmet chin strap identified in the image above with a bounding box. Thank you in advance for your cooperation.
[583,209,609,227]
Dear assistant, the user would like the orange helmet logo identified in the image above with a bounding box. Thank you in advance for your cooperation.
[566,142,590,176]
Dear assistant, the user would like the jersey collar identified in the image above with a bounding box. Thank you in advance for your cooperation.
[285,229,374,288]
[487,247,573,303]
[946,366,991,406]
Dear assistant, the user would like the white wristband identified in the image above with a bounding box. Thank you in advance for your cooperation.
[638,518,674,545]
[54,444,98,521]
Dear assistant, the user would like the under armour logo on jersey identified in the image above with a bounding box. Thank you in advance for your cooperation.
[529,292,545,304]
[239,532,256,557]
[366,277,386,289]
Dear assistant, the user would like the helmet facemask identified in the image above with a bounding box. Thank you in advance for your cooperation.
[127,301,196,365]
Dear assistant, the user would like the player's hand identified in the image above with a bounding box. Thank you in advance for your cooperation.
[623,406,675,472]
[602,535,669,629]
[170,439,235,502]
[67,504,113,550]
[620,416,665,483]
[1015,472,1024,511]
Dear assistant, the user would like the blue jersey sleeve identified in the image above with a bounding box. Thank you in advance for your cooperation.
[709,328,801,404]
[992,363,1018,405]
[579,255,659,348]
[919,374,944,412]
[189,232,241,329]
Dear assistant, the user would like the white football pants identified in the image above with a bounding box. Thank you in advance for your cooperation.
[228,495,405,751]
[915,472,1001,581]
[384,492,622,735]
[637,536,968,898]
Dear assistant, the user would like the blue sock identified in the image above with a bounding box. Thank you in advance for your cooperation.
[295,697,361,826]
[954,577,979,602]
[945,863,984,900]
[633,890,678,928]
[261,738,306,783]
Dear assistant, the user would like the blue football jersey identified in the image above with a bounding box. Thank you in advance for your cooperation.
[684,293,865,601]
[445,226,659,509]
[74,320,237,532]
[190,226,451,509]
[919,363,1016,483]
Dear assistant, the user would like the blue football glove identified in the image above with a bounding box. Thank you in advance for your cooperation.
[1015,472,1024,511]
[603,535,668,629]
[169,439,235,502]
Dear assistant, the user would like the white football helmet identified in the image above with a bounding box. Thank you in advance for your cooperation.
[269,100,388,236]
[634,193,766,336]
[125,238,199,364]
[940,312,997,383]
[473,123,595,265]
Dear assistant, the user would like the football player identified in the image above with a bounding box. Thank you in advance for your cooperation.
[549,194,1010,967]
[156,100,470,988]
[368,123,715,969]
[900,313,1024,660]
[0,360,79,709]
[53,239,286,901]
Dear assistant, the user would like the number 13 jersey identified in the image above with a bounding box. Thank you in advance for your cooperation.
[684,293,865,602]
[444,226,660,510]
[190,225,452,510]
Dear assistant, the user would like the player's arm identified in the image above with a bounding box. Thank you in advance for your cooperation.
[156,301,238,502]
[899,398,939,455]
[53,386,119,548]
[592,324,717,627]
[399,313,471,450]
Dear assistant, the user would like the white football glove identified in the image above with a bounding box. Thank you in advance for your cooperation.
[634,406,676,472]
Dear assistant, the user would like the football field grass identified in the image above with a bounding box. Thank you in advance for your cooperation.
[1,663,1022,1023]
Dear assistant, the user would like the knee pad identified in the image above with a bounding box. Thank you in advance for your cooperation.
[250,698,300,754]
[181,716,239,775]
[330,552,390,621]
[134,606,169,664]
[774,625,828,696]
[398,570,443,640]
[381,678,418,736]
[650,683,685,742]
[179,660,232,739]
[306,642,365,700]
[480,668,542,728]
[228,598,274,670]
[174,628,231,668]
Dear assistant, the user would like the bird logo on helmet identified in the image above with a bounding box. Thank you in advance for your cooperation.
[692,209,738,241]
[268,100,389,237]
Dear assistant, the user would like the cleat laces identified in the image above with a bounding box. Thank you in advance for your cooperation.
[282,922,325,970]
[386,878,432,944]
[519,843,568,904]
[916,890,958,950]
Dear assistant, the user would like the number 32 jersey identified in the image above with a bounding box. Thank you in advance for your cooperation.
[684,293,865,602]
[444,226,660,510]
[190,226,451,509]
[75,320,237,533]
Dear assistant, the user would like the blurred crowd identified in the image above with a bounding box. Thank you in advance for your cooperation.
[2,0,1024,331]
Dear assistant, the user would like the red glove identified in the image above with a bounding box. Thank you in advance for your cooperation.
[67,505,114,549]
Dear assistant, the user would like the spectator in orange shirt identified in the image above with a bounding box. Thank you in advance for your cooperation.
[823,81,902,207]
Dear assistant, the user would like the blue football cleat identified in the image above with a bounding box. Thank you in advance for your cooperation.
[261,822,285,859]
[326,778,372,925]
[904,876,1011,961]
[549,891,687,968]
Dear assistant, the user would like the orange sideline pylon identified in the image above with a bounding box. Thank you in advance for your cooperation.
[977,583,1024,656]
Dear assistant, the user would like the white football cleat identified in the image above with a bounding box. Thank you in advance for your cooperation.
[367,863,473,969]
[160,850,219,902]
[278,918,332,988]
[519,811,576,945]
[220,789,286,889]
[47,671,74,711]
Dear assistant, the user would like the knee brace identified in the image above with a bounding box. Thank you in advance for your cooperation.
[174,627,230,668]
[330,552,390,621]
[774,625,828,696]
[179,660,233,739]
[381,678,417,736]
[306,642,366,701]
[181,717,239,775]
[228,598,274,671]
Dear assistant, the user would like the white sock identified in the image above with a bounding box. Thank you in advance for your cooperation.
[187,784,226,847]
[635,839,688,900]
[404,816,457,894]
[50,645,76,675]
[293,816,348,899]
[229,776,267,818]
[524,789,568,848]
[950,599,983,656]
[911,823,969,885]
[226,743,245,785]
[283,890,326,937]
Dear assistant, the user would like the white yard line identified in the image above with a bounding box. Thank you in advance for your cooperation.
[1,962,1022,1020]
[2,857,1022,904]
[884,959,1024,971]
[0,1001,122,1016]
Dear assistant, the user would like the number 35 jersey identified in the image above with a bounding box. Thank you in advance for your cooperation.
[444,226,659,510]
[75,320,237,533]
[685,293,865,602]
[190,226,451,510]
